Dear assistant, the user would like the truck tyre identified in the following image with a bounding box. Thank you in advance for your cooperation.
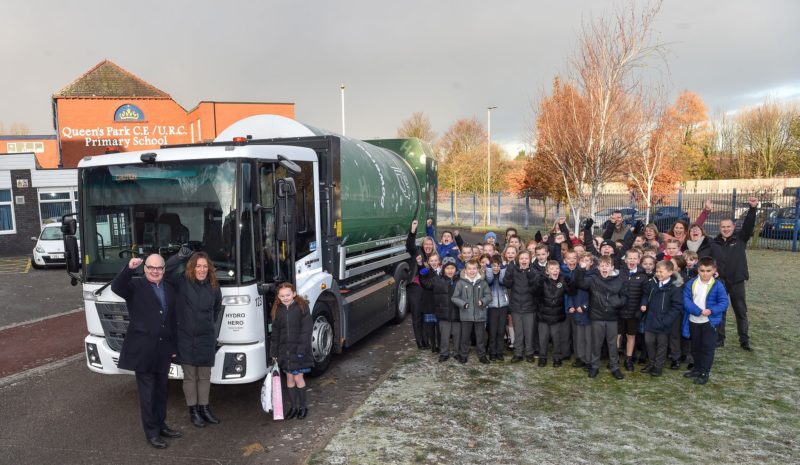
[391,263,409,324]
[309,303,334,376]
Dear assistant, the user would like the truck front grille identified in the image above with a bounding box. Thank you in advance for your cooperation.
[95,302,129,352]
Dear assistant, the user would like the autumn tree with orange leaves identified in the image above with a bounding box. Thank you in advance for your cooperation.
[531,2,672,230]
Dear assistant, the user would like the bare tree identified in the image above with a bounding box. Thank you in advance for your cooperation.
[534,1,665,230]
[737,100,797,178]
[397,112,436,143]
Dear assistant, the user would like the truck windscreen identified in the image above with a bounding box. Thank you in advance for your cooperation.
[80,160,244,282]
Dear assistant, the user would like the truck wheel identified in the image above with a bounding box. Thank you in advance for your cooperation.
[391,265,409,324]
[309,303,334,376]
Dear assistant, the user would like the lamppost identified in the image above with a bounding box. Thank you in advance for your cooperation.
[486,106,497,226]
[340,84,346,136]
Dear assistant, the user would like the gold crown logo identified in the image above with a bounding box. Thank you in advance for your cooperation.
[118,107,141,120]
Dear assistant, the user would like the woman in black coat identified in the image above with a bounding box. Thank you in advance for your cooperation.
[165,250,223,428]
[269,282,313,419]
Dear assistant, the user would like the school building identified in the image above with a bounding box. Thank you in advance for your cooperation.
[0,59,296,256]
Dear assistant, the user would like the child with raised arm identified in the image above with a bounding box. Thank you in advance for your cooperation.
[681,257,729,385]
[503,250,541,363]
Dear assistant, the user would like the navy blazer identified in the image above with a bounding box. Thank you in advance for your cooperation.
[111,266,177,373]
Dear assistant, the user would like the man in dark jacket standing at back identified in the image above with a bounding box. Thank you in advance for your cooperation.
[711,196,758,351]
[112,254,181,449]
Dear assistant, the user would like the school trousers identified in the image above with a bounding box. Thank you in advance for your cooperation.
[645,331,670,370]
[590,320,619,371]
[690,321,718,375]
[487,307,508,356]
[511,312,536,357]
[537,321,565,361]
[575,324,592,364]
[459,321,486,359]
[438,320,461,357]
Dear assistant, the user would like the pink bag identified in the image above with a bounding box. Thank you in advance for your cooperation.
[272,369,284,420]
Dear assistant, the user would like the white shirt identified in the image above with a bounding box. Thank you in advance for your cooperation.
[690,279,710,324]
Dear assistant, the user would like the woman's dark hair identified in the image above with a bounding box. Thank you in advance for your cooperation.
[668,220,690,238]
[271,282,309,320]
[185,252,217,288]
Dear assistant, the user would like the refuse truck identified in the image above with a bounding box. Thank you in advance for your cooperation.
[61,114,437,383]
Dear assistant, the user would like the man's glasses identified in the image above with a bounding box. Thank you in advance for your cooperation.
[145,265,165,272]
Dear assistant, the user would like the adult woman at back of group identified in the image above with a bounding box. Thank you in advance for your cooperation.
[660,199,713,251]
[165,249,224,428]
[406,219,436,349]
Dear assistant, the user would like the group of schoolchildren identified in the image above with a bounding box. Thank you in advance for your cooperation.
[405,211,729,385]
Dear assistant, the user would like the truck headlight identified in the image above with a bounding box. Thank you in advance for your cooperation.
[223,352,247,379]
[86,343,102,368]
[222,295,251,306]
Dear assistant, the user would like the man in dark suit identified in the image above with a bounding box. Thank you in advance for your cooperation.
[112,254,181,449]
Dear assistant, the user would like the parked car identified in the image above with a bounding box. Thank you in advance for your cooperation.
[580,207,640,231]
[650,206,690,232]
[31,222,79,269]
[760,207,798,239]
[735,201,783,232]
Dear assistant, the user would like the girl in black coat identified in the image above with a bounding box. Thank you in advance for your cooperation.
[269,282,313,419]
[165,250,223,428]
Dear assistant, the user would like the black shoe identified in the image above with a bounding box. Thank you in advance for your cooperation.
[694,374,709,385]
[611,369,624,380]
[687,362,695,370]
[538,358,547,367]
[198,405,220,424]
[641,365,654,374]
[683,370,701,378]
[526,355,535,363]
[459,356,467,364]
[716,339,725,348]
[637,355,648,365]
[431,346,439,354]
[421,343,430,349]
[588,368,599,378]
[189,406,206,428]
[650,367,663,377]
[438,355,450,363]
[496,354,505,362]
[159,426,182,439]
[625,357,634,372]
[511,355,523,363]
[296,408,308,419]
[479,356,490,364]
[553,359,562,368]
[670,360,680,370]
[572,360,587,368]
[740,342,753,351]
[285,407,298,420]
[147,436,168,449]
[417,342,424,349]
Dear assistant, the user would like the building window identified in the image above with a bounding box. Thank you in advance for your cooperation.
[38,188,79,225]
[6,142,45,153]
[0,189,15,233]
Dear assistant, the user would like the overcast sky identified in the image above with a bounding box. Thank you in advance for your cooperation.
[3,0,799,154]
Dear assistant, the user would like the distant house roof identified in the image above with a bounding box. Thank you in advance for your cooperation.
[53,59,171,99]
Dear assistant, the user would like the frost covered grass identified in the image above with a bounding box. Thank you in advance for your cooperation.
[309,250,799,465]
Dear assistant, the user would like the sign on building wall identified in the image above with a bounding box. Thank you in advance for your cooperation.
[60,103,188,150]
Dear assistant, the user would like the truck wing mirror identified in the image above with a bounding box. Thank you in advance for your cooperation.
[61,217,78,236]
[65,235,81,275]
[275,178,296,241]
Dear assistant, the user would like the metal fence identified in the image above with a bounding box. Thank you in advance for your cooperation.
[437,188,800,252]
